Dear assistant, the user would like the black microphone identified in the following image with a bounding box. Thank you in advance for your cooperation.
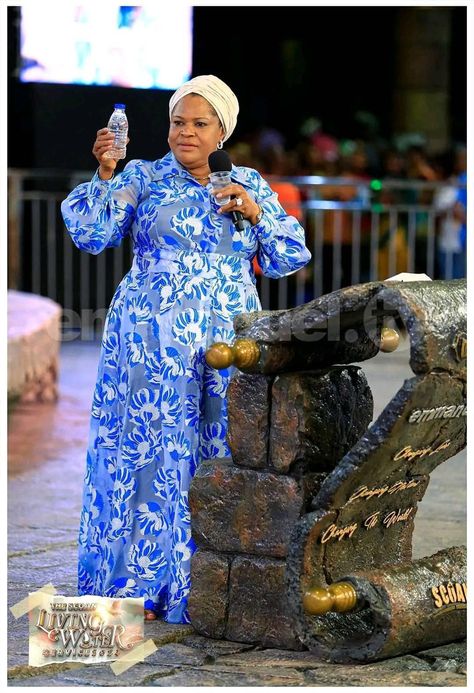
[208,150,245,231]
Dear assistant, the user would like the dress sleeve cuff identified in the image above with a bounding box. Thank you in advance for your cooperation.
[251,210,273,239]
[90,168,115,194]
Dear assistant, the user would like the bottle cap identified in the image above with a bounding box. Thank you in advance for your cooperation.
[114,103,126,109]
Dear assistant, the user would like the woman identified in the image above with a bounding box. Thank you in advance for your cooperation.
[61,75,311,623]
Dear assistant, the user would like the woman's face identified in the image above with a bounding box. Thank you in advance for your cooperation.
[168,94,224,171]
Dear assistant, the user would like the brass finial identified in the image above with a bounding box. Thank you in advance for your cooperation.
[380,327,400,353]
[205,338,261,371]
[302,581,358,616]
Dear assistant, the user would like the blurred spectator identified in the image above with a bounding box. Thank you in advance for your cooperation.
[255,145,307,287]
[318,141,371,290]
[296,117,340,175]
[259,146,304,221]
[433,145,467,278]
[352,110,386,176]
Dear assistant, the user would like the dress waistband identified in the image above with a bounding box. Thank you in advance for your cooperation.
[131,249,255,283]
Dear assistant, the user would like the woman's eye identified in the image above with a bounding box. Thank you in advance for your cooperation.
[197,122,207,127]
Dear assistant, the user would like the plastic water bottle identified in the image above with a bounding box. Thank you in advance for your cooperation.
[104,104,128,160]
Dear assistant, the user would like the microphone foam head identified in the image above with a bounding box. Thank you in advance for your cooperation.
[208,150,232,173]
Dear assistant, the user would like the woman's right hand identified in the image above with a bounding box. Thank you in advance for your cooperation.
[92,128,121,180]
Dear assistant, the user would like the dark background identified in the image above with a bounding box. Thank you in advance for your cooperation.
[8,5,466,170]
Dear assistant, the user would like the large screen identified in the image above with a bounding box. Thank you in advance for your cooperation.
[20,5,193,90]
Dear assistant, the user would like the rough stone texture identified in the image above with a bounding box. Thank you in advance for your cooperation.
[188,550,230,638]
[189,460,304,558]
[227,373,272,469]
[270,367,373,473]
[285,281,467,663]
[343,546,467,662]
[226,556,305,650]
[377,280,466,377]
[314,371,467,512]
[233,279,466,378]
[8,290,62,402]
[233,282,383,374]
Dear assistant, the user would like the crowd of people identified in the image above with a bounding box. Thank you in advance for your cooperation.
[226,117,467,283]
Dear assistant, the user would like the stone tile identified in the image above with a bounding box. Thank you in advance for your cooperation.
[9,677,69,686]
[8,526,75,555]
[214,648,323,669]
[188,550,230,637]
[145,620,194,645]
[49,663,175,687]
[180,634,256,657]
[303,666,466,687]
[8,663,175,687]
[226,558,304,650]
[417,640,466,661]
[270,368,373,473]
[227,373,272,469]
[142,643,214,667]
[148,665,306,687]
[8,562,77,594]
[190,460,303,558]
[415,639,467,672]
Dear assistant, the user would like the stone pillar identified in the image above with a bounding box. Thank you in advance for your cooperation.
[393,7,452,153]
[189,367,373,650]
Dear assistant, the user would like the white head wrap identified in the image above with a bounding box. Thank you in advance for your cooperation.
[169,74,239,142]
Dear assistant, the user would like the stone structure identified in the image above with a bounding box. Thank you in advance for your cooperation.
[189,279,466,661]
[8,290,62,404]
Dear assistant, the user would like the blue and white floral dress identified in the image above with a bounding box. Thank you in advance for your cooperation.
[61,151,311,623]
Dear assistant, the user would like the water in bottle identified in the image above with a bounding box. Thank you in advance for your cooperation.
[104,104,128,160]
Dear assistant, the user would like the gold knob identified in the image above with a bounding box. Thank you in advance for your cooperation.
[380,327,400,353]
[205,339,261,371]
[204,342,234,370]
[303,581,358,616]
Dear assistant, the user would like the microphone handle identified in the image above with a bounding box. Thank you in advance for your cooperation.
[230,194,245,232]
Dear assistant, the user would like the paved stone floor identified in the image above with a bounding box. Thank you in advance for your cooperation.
[8,339,467,687]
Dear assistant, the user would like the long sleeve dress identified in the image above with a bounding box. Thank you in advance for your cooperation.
[61,151,311,623]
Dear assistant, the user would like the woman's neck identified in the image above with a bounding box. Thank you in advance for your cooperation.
[186,165,210,181]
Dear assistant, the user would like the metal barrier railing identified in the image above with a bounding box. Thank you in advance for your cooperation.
[8,169,466,338]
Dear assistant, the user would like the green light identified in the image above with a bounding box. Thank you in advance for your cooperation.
[371,179,383,191]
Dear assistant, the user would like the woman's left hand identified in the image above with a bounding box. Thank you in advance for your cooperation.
[215,185,261,226]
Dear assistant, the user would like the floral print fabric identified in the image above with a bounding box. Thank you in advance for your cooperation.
[61,151,310,623]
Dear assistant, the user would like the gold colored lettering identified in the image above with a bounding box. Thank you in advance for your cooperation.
[383,507,413,528]
[364,511,380,529]
[431,586,443,608]
[439,585,450,605]
[447,582,457,603]
[393,446,431,462]
[320,522,358,544]
[348,485,388,503]
[455,583,466,602]
[393,440,451,463]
